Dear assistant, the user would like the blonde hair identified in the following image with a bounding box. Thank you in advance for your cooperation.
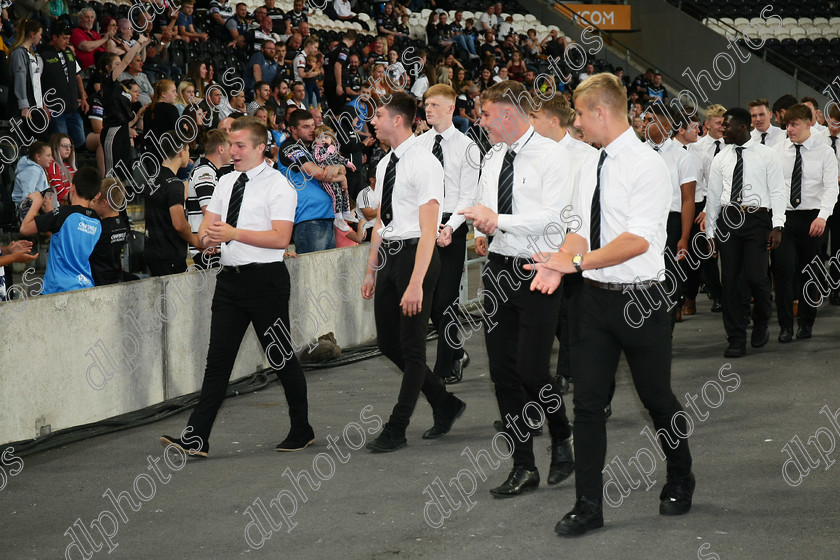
[176,81,195,106]
[704,104,727,120]
[481,79,530,107]
[423,83,457,103]
[435,66,452,86]
[539,94,576,128]
[102,177,127,211]
[572,73,626,116]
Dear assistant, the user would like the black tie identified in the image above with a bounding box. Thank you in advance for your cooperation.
[683,144,688,150]
[225,172,249,228]
[591,150,608,250]
[380,153,399,225]
[432,134,445,196]
[790,144,802,208]
[713,140,721,157]
[497,147,516,215]
[730,146,744,203]
[761,132,767,145]
[831,136,837,154]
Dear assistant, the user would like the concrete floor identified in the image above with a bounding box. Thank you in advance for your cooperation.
[2,297,840,560]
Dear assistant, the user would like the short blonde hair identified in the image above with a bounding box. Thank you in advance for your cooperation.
[423,83,457,103]
[705,104,727,120]
[572,73,626,116]
[102,177,126,211]
[481,79,530,106]
[539,94,576,128]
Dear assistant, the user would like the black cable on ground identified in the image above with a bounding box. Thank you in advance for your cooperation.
[7,311,482,457]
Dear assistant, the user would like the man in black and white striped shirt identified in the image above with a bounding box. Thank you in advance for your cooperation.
[187,130,232,269]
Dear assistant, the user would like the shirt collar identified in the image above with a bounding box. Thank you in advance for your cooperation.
[243,161,268,180]
[604,127,640,159]
[509,125,535,152]
[738,138,756,150]
[392,133,417,158]
[558,131,572,147]
[647,137,675,152]
[796,133,816,150]
[434,123,457,140]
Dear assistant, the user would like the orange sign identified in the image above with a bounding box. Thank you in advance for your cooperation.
[554,4,632,31]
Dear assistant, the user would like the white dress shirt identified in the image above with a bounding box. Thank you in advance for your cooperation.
[650,138,697,212]
[416,124,480,232]
[750,125,785,148]
[691,134,724,199]
[474,126,573,257]
[575,127,670,283]
[373,134,444,241]
[680,139,710,202]
[206,162,296,265]
[775,133,839,218]
[821,129,840,169]
[705,139,787,238]
[558,131,597,205]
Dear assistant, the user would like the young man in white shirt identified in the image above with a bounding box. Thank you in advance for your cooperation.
[526,73,695,536]
[362,92,465,453]
[824,103,840,305]
[772,103,839,341]
[418,84,479,385]
[461,80,575,497]
[161,117,314,457]
[705,107,787,357]
[749,98,785,148]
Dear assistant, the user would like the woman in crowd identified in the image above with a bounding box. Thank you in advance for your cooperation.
[10,19,44,119]
[47,133,76,205]
[175,81,197,115]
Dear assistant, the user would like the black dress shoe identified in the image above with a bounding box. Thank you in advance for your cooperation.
[711,300,722,312]
[547,437,574,485]
[778,327,793,343]
[489,466,540,497]
[160,434,209,458]
[275,426,315,452]
[751,324,769,348]
[559,376,571,395]
[366,423,407,453]
[422,396,466,439]
[723,342,746,358]
[444,351,470,384]
[660,472,695,515]
[555,497,604,536]
[604,403,612,419]
[796,325,813,339]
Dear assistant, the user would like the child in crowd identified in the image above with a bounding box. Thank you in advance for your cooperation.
[12,142,54,221]
[90,177,131,285]
[47,133,76,205]
[304,52,323,109]
[312,124,356,231]
[0,240,38,301]
[19,167,102,295]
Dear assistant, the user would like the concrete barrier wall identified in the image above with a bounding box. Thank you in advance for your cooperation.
[0,243,377,444]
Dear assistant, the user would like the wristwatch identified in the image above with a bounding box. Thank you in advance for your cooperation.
[572,254,583,273]
[773,226,784,232]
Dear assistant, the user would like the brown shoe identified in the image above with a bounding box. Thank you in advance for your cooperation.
[683,298,696,316]
[793,300,799,318]
[676,308,683,322]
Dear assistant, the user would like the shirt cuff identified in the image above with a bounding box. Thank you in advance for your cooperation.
[496,213,511,232]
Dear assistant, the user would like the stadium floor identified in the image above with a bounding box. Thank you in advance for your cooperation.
[2,298,839,559]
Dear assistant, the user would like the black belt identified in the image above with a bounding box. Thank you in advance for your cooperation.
[583,277,661,292]
[725,205,768,213]
[487,252,535,268]
[221,261,284,273]
[381,237,420,249]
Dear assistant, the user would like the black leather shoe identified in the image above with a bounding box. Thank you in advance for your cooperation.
[711,300,722,312]
[751,324,769,348]
[660,473,695,515]
[778,327,793,343]
[275,426,315,452]
[559,376,571,395]
[796,325,813,339]
[555,497,604,536]
[160,434,208,458]
[604,403,612,419]
[444,351,469,384]
[723,342,746,358]
[422,396,466,439]
[547,437,574,485]
[366,423,407,453]
[489,466,540,497]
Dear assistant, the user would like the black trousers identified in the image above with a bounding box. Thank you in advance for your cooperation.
[665,211,685,325]
[374,242,449,430]
[773,209,821,328]
[187,262,310,444]
[684,199,723,301]
[430,223,467,379]
[482,258,571,470]
[555,272,582,380]
[147,258,188,277]
[569,282,692,501]
[716,206,772,344]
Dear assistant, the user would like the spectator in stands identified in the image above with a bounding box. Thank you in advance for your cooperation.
[297,20,311,39]
[100,37,151,178]
[10,19,44,119]
[507,51,525,82]
[246,39,279,100]
[276,109,338,253]
[0,240,38,301]
[410,51,433,100]
[644,72,668,103]
[267,77,290,117]
[20,167,102,295]
[247,81,272,114]
[274,43,294,83]
[248,8,282,53]
[436,65,452,88]
[285,33,302,64]
[426,12,441,45]
[365,36,389,72]
[175,81,197,115]
[614,66,631,90]
[631,67,654,98]
[377,2,403,40]
[188,61,210,100]
[494,66,508,82]
[177,0,209,43]
[13,142,53,215]
[11,0,50,36]
[477,67,493,91]
[226,2,251,48]
[145,132,200,276]
[498,15,513,39]
[144,80,180,150]
[48,0,69,25]
[47,133,75,205]
[100,17,123,55]
[89,178,130,285]
[186,129,231,269]
[40,23,87,148]
[479,30,503,65]
[578,62,594,82]
[119,55,154,106]
[455,84,479,130]
[209,0,235,35]
[71,7,112,70]
[287,81,307,117]
[284,0,308,35]
[479,5,497,34]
